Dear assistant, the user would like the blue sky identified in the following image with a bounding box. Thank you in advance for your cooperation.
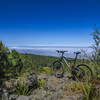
[0,0,100,47]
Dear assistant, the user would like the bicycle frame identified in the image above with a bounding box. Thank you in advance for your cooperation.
[53,51,93,81]
[58,53,79,71]
[62,56,71,70]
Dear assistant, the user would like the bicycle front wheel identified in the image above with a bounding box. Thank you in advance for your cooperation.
[51,60,64,78]
[76,64,94,82]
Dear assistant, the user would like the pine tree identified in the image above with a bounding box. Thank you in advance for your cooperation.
[0,41,10,78]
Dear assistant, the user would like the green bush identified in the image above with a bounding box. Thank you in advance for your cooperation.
[89,24,100,79]
[14,82,33,96]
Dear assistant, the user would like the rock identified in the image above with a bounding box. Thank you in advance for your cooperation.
[9,94,18,100]
[2,89,9,100]
[7,73,83,100]
[46,89,63,100]
[3,81,12,89]
[0,93,2,100]
[49,88,56,92]
[32,88,48,100]
[16,95,32,100]
[16,96,28,100]
[58,94,83,100]
[56,73,64,78]
[27,71,38,90]
[59,95,83,100]
[61,96,77,100]
[41,74,47,80]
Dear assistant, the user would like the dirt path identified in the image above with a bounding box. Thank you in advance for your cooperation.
[30,74,83,100]
[2,74,83,100]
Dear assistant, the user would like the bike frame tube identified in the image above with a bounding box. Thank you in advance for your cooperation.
[58,52,77,71]
[73,54,78,66]
[57,52,80,74]
[62,56,71,71]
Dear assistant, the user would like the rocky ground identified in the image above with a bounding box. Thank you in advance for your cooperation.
[1,73,83,100]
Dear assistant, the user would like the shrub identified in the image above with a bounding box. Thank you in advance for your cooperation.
[89,24,100,79]
[37,79,45,87]
[14,82,33,96]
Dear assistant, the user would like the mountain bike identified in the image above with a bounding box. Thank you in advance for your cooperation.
[51,50,94,81]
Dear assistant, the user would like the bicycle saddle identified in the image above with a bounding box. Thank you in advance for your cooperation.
[56,50,68,53]
[74,51,81,55]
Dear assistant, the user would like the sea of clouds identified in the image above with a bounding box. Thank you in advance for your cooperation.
[9,46,93,58]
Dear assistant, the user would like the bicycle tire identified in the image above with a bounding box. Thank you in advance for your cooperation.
[51,60,64,78]
[76,64,94,81]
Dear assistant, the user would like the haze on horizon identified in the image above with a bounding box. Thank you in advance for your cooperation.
[0,0,100,47]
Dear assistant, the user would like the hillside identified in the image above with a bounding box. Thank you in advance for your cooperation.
[0,41,100,100]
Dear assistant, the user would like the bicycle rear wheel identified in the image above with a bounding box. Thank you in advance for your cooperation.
[75,64,94,82]
[51,60,64,78]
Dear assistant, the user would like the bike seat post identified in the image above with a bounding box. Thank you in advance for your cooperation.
[61,52,64,58]
[74,53,79,66]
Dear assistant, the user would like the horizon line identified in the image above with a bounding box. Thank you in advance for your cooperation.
[5,43,91,47]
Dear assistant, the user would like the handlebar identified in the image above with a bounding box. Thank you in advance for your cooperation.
[56,50,81,66]
[56,50,68,54]
[56,50,81,56]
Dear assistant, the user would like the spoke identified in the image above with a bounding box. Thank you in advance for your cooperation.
[76,65,93,82]
[52,61,64,77]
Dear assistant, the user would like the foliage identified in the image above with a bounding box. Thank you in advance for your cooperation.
[80,82,91,100]
[65,81,92,100]
[9,50,23,77]
[37,79,45,87]
[0,41,57,87]
[0,41,10,79]
[89,24,100,79]
[36,66,51,75]
[20,53,57,68]
[65,82,81,95]
[65,80,100,100]
[14,82,33,96]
